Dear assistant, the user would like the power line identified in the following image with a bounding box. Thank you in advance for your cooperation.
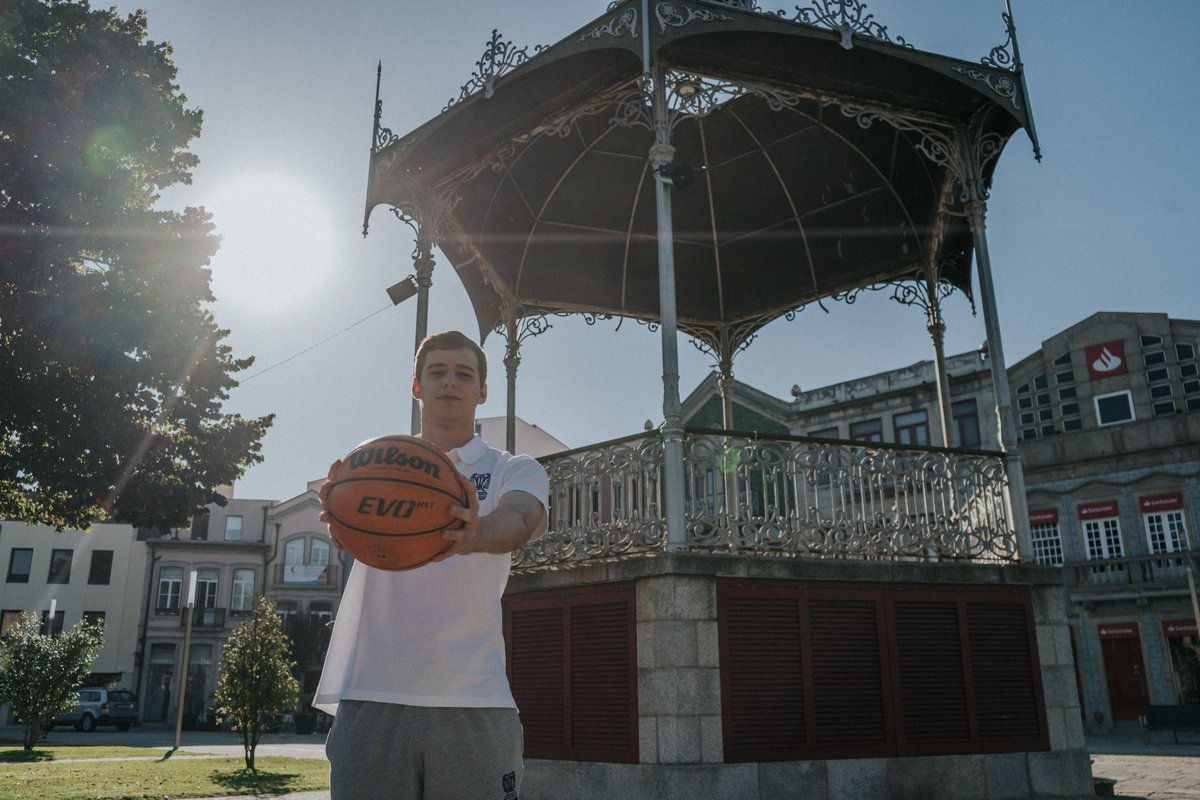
[240,304,392,383]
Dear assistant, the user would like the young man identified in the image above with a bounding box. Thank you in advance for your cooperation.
[314,330,548,800]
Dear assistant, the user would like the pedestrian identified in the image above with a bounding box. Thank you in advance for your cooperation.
[314,330,549,800]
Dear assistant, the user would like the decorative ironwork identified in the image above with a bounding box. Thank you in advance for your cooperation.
[580,6,638,41]
[982,8,1016,71]
[388,185,461,258]
[615,71,802,135]
[951,66,1019,110]
[786,0,911,50]
[655,2,734,33]
[829,271,959,314]
[512,430,1016,571]
[444,30,546,111]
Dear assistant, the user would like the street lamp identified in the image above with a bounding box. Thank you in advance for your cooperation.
[173,570,197,750]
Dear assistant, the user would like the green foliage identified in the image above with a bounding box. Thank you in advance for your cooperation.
[0,613,104,749]
[0,0,272,530]
[214,597,299,770]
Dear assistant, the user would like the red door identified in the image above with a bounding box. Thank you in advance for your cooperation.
[1100,633,1149,722]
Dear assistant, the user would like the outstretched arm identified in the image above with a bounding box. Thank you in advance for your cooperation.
[436,473,547,559]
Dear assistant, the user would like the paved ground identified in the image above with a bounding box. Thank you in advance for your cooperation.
[1089,729,1200,799]
[6,724,1200,799]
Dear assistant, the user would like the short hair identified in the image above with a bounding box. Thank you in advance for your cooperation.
[414,330,487,385]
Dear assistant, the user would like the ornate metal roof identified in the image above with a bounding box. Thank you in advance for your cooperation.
[365,0,1038,359]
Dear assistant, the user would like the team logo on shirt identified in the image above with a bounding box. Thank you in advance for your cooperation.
[470,472,491,501]
[502,771,517,800]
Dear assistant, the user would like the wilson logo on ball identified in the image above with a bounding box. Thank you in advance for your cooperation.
[320,435,467,571]
[345,446,442,479]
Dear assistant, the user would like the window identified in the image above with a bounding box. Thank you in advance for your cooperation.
[849,418,883,443]
[1147,367,1171,384]
[83,610,105,627]
[893,410,929,447]
[157,567,183,613]
[1178,343,1196,362]
[1,610,24,639]
[808,427,839,439]
[1063,418,1084,432]
[1084,516,1126,583]
[276,600,298,625]
[1095,390,1135,426]
[1018,396,1033,410]
[195,568,219,609]
[88,550,114,585]
[1144,351,1167,366]
[6,549,32,583]
[951,399,980,448]
[230,568,255,615]
[40,610,65,636]
[285,538,305,565]
[1059,386,1077,401]
[47,549,72,584]
[224,515,243,542]
[1030,523,1064,566]
[309,599,334,626]
[1141,334,1163,347]
[1056,370,1074,385]
[311,539,330,566]
[1144,510,1189,555]
[1033,374,1048,391]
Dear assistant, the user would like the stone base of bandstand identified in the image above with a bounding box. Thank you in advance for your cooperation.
[524,750,1095,800]
[510,553,1097,800]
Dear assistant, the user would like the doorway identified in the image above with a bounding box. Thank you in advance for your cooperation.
[1100,629,1149,722]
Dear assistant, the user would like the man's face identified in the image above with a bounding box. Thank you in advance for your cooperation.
[412,347,487,421]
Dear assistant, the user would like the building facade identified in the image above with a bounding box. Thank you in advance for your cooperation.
[682,312,1200,731]
[0,520,148,690]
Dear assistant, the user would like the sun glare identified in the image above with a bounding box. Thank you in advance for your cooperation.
[206,170,337,314]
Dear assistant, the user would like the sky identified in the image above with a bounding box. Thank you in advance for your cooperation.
[113,0,1200,502]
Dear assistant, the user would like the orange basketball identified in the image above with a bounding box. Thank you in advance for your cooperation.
[320,434,467,571]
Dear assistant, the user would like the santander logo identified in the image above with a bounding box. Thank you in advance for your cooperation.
[1085,339,1128,380]
[1091,347,1123,374]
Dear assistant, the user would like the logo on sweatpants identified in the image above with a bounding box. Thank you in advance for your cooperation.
[470,472,491,501]
[502,770,517,800]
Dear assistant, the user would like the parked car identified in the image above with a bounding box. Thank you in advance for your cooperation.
[50,687,138,732]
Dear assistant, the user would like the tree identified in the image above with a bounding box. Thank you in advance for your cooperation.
[0,0,272,531]
[214,597,299,770]
[0,613,104,749]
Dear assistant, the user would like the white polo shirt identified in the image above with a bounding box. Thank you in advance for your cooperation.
[313,435,548,713]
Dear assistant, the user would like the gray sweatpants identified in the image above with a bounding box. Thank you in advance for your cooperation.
[326,701,524,800]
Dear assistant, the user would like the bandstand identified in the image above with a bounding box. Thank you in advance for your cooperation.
[363,2,1094,798]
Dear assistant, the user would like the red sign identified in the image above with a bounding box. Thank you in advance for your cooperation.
[1029,508,1059,525]
[1164,619,1199,637]
[1098,622,1139,639]
[1086,339,1128,380]
[1140,492,1184,513]
[1078,500,1119,520]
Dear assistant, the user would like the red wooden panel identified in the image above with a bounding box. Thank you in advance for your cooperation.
[892,599,971,752]
[967,600,1048,749]
[806,596,889,755]
[719,589,805,762]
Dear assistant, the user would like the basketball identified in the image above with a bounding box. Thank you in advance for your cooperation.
[320,434,468,571]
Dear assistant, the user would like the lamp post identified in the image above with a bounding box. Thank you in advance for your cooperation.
[173,570,197,749]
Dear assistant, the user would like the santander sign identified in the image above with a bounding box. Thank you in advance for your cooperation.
[1085,339,1127,380]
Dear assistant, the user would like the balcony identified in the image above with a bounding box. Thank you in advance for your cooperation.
[514,429,1016,571]
[273,563,339,588]
[1063,552,1199,597]
[182,607,226,629]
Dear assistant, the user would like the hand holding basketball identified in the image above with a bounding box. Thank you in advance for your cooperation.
[431,472,482,561]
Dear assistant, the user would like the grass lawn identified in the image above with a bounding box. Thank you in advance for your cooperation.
[0,747,329,800]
